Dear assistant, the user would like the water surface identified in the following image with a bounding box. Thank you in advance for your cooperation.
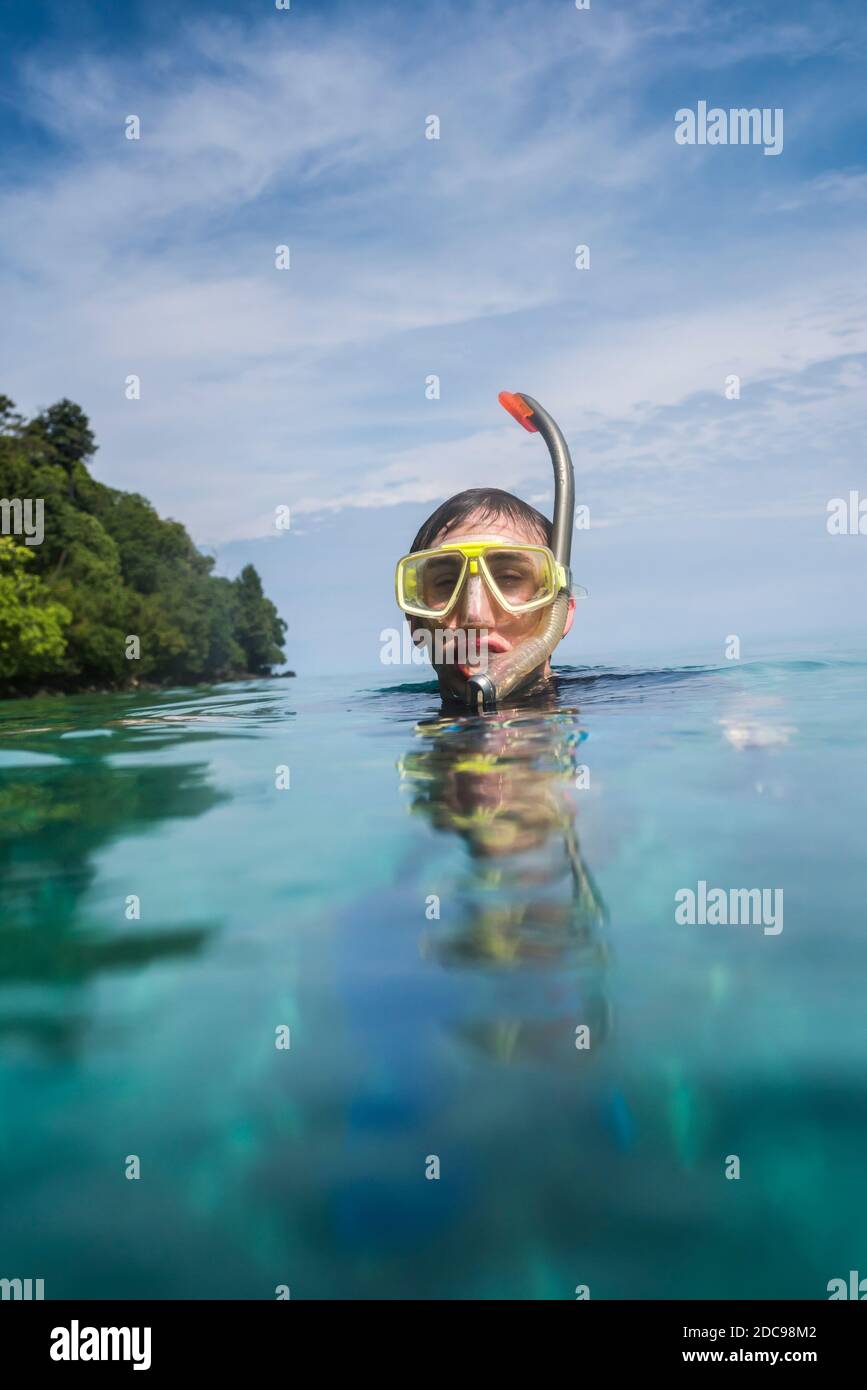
[1,653,865,1298]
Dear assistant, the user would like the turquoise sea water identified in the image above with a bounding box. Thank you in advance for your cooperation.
[1,652,865,1300]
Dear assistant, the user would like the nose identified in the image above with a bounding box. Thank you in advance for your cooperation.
[456,569,496,628]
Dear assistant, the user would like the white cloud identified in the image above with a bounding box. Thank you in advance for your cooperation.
[0,0,865,554]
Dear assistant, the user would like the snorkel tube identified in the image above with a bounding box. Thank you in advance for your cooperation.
[465,392,575,713]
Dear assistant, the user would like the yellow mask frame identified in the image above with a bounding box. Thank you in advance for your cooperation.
[395,538,575,619]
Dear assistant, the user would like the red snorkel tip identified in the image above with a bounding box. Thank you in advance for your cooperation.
[498,390,538,432]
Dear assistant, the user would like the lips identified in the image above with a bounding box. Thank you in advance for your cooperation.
[455,634,511,680]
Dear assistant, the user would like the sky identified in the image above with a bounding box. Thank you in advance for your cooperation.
[0,0,865,675]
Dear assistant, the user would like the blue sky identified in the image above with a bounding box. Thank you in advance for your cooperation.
[1,0,865,674]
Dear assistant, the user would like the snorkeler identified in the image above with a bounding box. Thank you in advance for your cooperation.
[395,393,584,711]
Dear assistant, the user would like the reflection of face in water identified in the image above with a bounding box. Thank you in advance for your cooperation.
[398,700,610,1064]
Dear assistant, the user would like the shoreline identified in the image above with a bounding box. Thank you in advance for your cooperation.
[0,671,297,704]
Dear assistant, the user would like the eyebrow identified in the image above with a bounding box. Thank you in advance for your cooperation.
[425,555,462,573]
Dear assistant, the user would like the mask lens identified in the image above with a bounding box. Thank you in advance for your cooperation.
[410,553,464,612]
[485,549,551,608]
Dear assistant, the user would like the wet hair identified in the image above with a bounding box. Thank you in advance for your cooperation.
[410,487,552,553]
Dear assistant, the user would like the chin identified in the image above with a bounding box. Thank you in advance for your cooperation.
[435,661,552,708]
[435,667,470,703]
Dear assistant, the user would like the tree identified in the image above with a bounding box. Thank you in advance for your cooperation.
[31,398,97,497]
[232,564,287,674]
[0,538,71,682]
[0,395,24,436]
[0,392,288,694]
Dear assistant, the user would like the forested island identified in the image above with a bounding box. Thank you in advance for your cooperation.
[0,395,287,697]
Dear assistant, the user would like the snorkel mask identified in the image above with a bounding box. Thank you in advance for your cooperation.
[395,391,577,712]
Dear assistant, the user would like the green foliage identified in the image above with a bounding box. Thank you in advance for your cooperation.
[233,564,288,674]
[0,538,71,681]
[0,395,287,695]
[33,397,97,472]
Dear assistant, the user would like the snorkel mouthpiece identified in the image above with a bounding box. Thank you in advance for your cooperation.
[466,671,496,713]
[465,392,575,712]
